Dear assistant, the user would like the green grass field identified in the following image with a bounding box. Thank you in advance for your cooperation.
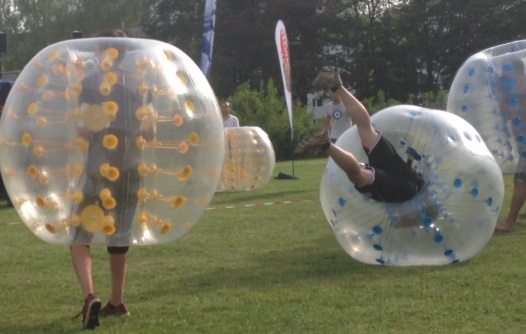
[1,158,525,334]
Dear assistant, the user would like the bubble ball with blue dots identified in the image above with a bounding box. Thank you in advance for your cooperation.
[320,105,504,266]
[447,39,526,174]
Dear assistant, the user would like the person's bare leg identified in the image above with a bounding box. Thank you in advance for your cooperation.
[70,245,95,299]
[496,181,526,232]
[331,86,380,150]
[327,144,374,188]
[108,253,127,306]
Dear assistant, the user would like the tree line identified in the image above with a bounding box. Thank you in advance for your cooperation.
[1,0,525,159]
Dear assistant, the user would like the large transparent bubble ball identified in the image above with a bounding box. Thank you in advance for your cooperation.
[320,105,504,266]
[216,126,275,192]
[447,40,526,173]
[0,38,225,246]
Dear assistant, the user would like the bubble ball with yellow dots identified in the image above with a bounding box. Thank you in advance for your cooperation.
[216,126,276,192]
[0,38,225,246]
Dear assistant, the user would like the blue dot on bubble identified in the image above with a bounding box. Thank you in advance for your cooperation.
[423,216,433,227]
[454,178,462,188]
[513,118,522,126]
[338,197,345,207]
[463,85,470,94]
[372,225,383,234]
[461,105,468,113]
[444,249,454,256]
[376,258,385,264]
[487,197,493,206]
[434,235,444,243]
[503,63,513,71]
[471,188,479,198]
[468,68,475,76]
[373,244,383,251]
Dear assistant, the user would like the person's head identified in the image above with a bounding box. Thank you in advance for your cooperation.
[93,29,128,38]
[220,101,231,117]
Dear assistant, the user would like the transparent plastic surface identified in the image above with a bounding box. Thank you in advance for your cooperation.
[320,106,504,266]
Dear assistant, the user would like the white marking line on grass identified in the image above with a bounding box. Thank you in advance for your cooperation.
[0,200,317,226]
[207,199,316,210]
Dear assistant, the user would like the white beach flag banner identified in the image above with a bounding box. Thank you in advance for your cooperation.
[275,20,293,139]
[200,0,217,78]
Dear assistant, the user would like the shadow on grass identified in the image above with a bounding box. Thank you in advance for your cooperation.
[146,235,463,298]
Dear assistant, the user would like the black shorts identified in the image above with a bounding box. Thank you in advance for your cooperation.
[355,134,423,203]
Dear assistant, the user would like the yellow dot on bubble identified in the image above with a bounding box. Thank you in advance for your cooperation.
[178,165,193,181]
[70,215,81,227]
[36,117,48,128]
[52,64,65,76]
[37,75,48,88]
[28,165,39,179]
[45,224,56,234]
[106,167,120,181]
[160,223,172,235]
[177,72,188,86]
[138,83,149,96]
[73,190,84,204]
[80,205,104,233]
[171,195,186,208]
[47,50,59,60]
[33,145,44,157]
[185,100,195,115]
[102,101,118,120]
[35,196,46,208]
[74,164,84,177]
[83,104,109,132]
[99,82,111,96]
[103,224,116,236]
[173,114,184,127]
[138,163,150,177]
[74,137,89,153]
[99,163,110,177]
[99,188,111,200]
[27,102,39,116]
[136,136,146,150]
[105,47,119,60]
[137,188,150,203]
[179,142,189,154]
[41,90,54,102]
[189,132,199,146]
[102,196,117,210]
[163,49,174,61]
[72,82,83,96]
[104,72,118,85]
[100,58,113,71]
[103,134,118,150]
[22,132,33,146]
[38,171,49,184]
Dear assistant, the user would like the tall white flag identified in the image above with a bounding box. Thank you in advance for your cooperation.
[275,20,293,140]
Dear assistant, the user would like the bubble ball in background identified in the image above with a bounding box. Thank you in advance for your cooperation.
[0,38,225,246]
[447,40,526,173]
[216,126,276,192]
[320,105,504,266]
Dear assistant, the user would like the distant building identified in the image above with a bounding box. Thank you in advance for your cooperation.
[306,92,330,121]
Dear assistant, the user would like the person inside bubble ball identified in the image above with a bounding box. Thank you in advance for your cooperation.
[221,101,240,127]
[70,29,155,329]
[495,58,526,233]
[295,70,424,204]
